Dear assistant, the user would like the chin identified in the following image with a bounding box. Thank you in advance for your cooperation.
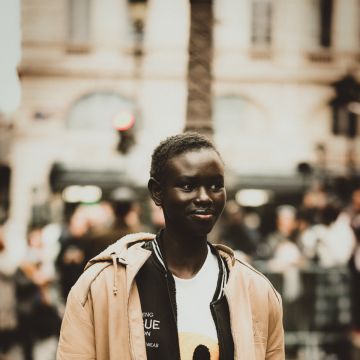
[170,217,217,237]
[190,223,215,237]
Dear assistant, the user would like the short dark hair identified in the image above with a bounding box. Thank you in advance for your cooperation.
[150,132,221,184]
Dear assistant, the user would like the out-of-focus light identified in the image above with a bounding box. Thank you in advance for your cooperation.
[235,189,272,207]
[62,185,102,203]
[81,185,102,203]
[62,185,83,203]
[113,110,135,131]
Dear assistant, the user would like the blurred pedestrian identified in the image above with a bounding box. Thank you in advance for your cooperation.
[299,201,355,268]
[262,205,301,264]
[218,200,260,261]
[262,206,304,332]
[347,188,360,348]
[85,190,147,261]
[16,224,61,360]
[297,199,355,336]
[57,132,284,360]
[0,221,20,358]
[302,180,328,225]
[56,206,90,301]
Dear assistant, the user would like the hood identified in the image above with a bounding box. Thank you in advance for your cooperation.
[84,232,156,271]
[85,232,236,269]
[81,231,238,299]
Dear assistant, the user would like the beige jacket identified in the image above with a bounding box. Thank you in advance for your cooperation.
[57,233,284,360]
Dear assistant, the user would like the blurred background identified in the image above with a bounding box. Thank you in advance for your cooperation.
[1,0,360,359]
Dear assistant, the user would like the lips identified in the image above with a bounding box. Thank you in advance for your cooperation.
[189,209,215,220]
[191,208,215,215]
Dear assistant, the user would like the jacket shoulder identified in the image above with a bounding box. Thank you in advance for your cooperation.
[235,258,282,304]
[85,232,155,269]
[70,232,156,305]
[69,262,113,306]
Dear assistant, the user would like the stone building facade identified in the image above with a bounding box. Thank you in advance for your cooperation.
[2,0,360,238]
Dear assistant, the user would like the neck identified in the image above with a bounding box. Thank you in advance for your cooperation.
[161,228,208,279]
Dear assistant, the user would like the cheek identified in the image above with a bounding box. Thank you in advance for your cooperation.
[161,193,189,214]
[214,192,226,209]
[164,189,192,204]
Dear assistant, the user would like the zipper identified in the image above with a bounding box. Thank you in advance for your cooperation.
[224,290,237,360]
[211,302,225,360]
[165,272,181,360]
[126,249,152,360]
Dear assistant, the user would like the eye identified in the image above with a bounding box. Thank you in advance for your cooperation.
[209,182,224,192]
[180,183,194,192]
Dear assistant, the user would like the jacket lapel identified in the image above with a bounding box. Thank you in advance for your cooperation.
[125,244,152,360]
[225,264,257,360]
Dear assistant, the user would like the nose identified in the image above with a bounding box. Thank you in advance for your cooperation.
[195,186,212,204]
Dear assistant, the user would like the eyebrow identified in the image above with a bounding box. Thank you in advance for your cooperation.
[176,175,224,181]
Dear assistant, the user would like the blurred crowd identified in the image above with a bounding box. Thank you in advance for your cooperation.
[1,183,360,359]
[0,185,167,360]
[216,183,360,359]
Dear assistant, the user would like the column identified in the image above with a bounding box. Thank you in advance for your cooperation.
[333,0,359,60]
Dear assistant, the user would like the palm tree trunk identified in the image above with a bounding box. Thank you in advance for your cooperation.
[184,0,213,137]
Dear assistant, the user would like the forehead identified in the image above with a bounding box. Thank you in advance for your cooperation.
[165,148,224,177]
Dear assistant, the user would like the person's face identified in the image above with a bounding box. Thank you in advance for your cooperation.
[154,148,226,237]
[352,190,360,211]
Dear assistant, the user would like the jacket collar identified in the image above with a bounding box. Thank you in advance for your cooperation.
[84,232,156,270]
[83,231,239,300]
[85,231,236,269]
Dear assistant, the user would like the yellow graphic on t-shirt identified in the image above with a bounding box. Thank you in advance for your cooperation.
[179,332,219,360]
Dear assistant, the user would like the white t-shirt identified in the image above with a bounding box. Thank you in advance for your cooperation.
[173,247,220,360]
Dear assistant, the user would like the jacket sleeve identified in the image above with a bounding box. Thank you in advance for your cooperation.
[266,289,285,360]
[57,287,96,360]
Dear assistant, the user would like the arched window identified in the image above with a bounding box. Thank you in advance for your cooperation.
[66,92,137,133]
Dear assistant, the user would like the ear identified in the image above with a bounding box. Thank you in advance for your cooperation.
[148,177,162,207]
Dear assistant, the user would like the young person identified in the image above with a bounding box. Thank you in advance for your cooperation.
[57,132,284,360]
